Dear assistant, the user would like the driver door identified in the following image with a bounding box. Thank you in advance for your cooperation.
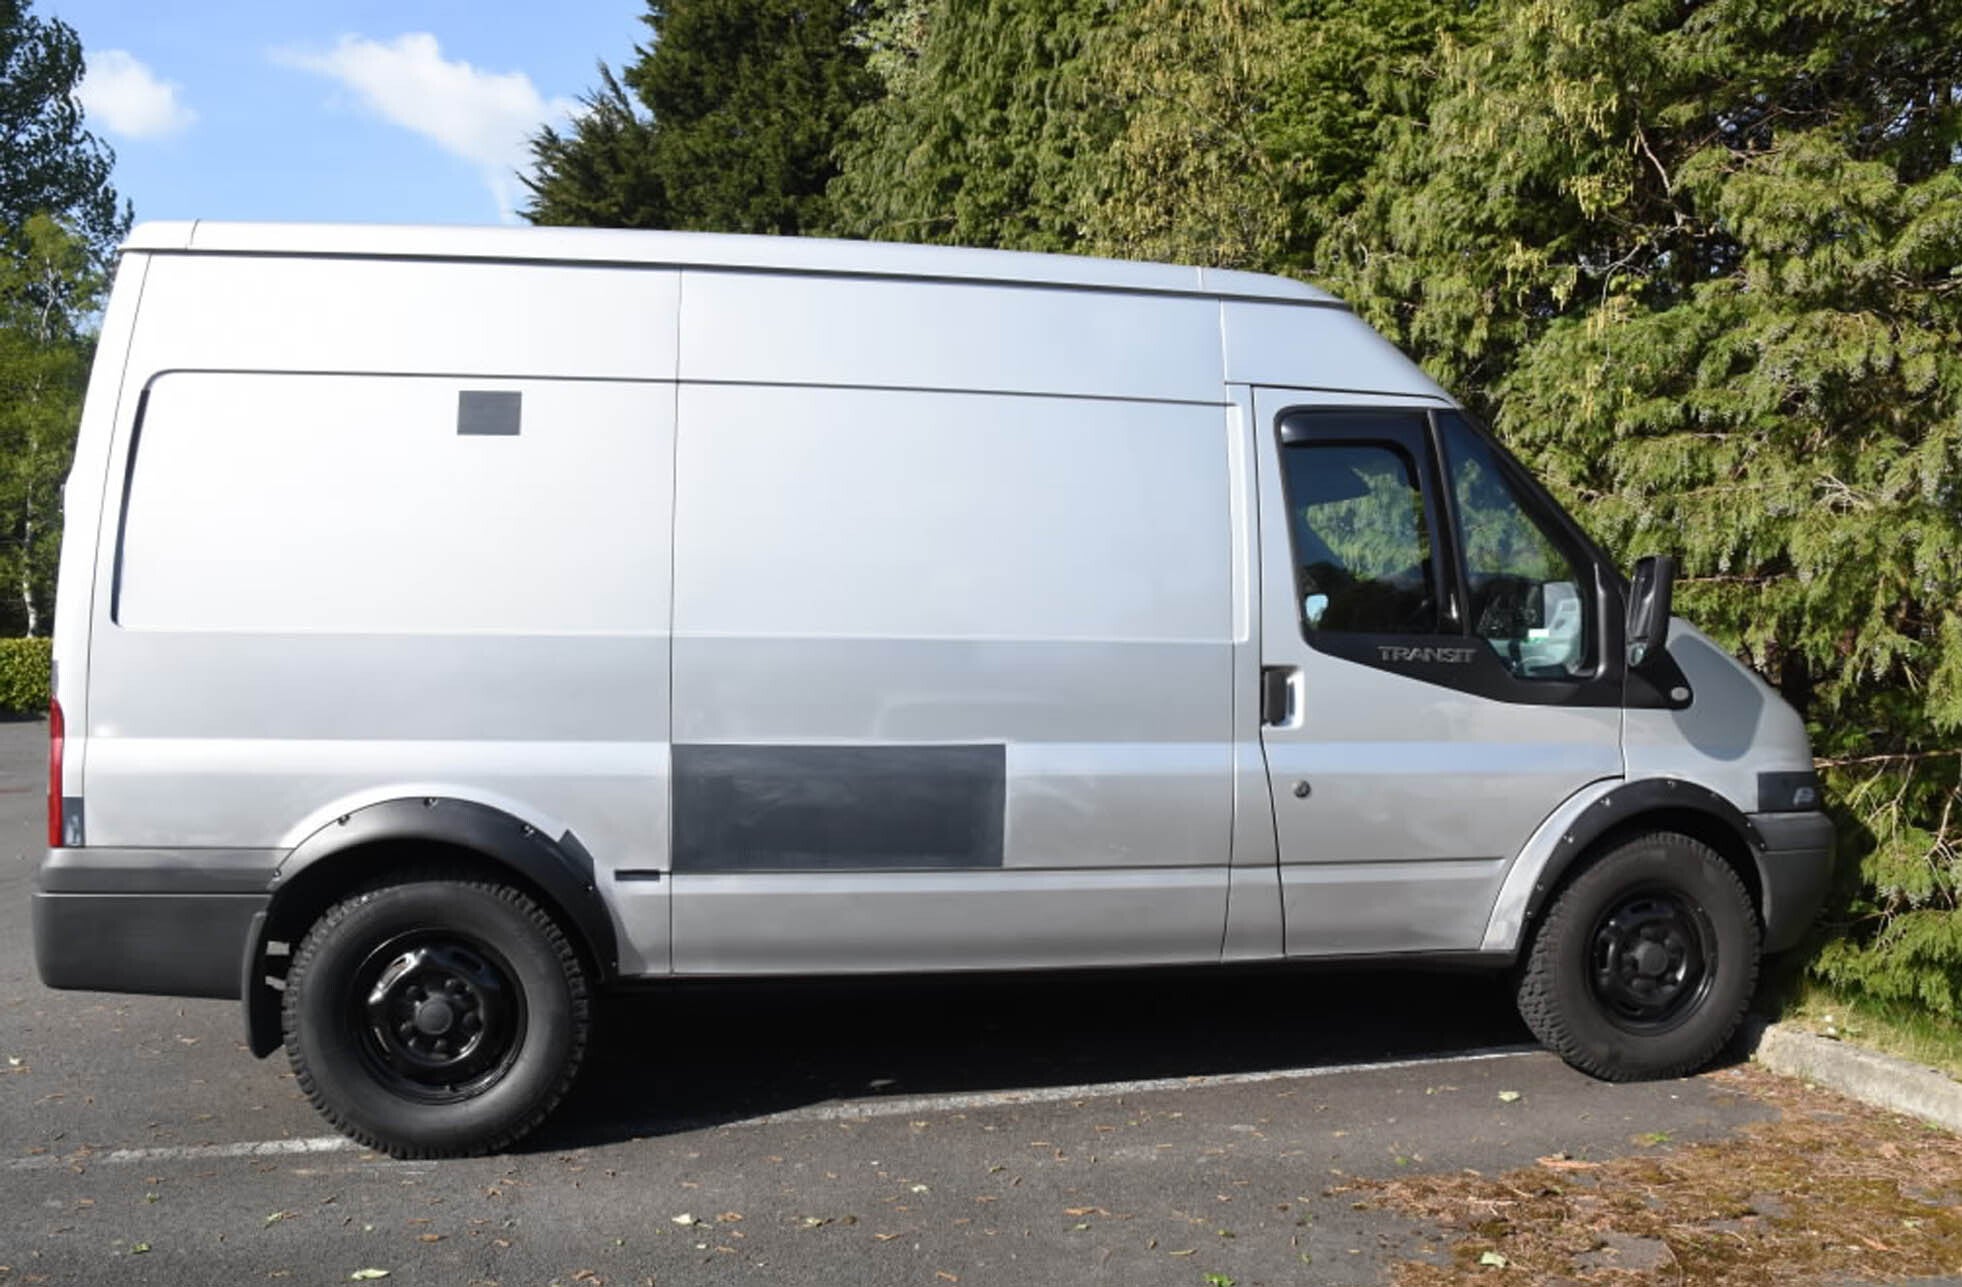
[1251,391,1624,956]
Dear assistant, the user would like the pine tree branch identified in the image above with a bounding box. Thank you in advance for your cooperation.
[1816,749,1962,768]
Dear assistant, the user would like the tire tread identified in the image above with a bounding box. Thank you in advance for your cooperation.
[1515,831,1757,1082]
[281,872,589,1159]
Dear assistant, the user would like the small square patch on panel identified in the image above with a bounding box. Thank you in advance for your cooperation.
[457,390,521,436]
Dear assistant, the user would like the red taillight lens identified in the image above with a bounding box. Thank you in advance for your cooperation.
[47,696,64,848]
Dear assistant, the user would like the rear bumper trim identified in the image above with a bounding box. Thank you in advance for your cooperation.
[34,890,270,999]
[36,846,282,894]
[33,847,282,999]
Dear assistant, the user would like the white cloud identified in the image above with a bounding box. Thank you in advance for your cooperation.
[278,33,575,220]
[77,50,197,140]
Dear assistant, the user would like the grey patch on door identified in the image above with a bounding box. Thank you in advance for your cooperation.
[672,744,1006,873]
[457,390,521,436]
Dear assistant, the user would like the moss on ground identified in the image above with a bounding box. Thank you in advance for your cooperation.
[1355,1064,1962,1285]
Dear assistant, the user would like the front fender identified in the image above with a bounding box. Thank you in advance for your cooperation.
[1479,777,1765,954]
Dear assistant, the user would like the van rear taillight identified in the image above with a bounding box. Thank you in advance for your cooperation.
[47,696,64,848]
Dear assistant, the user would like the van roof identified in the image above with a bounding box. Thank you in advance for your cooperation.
[122,221,1341,306]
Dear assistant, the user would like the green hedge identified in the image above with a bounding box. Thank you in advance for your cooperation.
[0,638,51,713]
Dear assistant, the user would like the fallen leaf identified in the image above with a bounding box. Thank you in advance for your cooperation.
[715,1212,742,1223]
[417,1234,442,1243]
[266,1211,297,1227]
[1479,1250,1508,1267]
[936,1273,958,1283]
[910,1184,930,1194]
[874,1232,901,1242]
[1497,1091,1521,1104]
[131,1244,150,1255]
[350,1272,390,1282]
[1203,1275,1236,1287]
[1169,1248,1197,1257]
[670,1214,698,1227]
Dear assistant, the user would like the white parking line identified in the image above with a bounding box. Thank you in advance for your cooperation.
[737,1045,1540,1127]
[4,1134,357,1171]
[4,1044,1541,1170]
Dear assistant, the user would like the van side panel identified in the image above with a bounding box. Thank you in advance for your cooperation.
[130,252,679,380]
[679,271,1224,402]
[82,256,680,974]
[51,252,148,800]
[668,358,1237,971]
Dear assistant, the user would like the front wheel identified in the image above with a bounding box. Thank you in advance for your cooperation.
[1516,831,1758,1081]
[283,876,589,1158]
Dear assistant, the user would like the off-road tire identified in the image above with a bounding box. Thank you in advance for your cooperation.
[283,876,589,1158]
[1516,830,1758,1081]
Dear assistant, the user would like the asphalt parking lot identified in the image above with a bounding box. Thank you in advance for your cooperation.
[1,716,1952,1286]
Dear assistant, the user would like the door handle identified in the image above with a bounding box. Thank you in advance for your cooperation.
[1261,666,1298,726]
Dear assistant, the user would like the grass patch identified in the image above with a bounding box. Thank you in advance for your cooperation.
[1779,982,1962,1082]
[1354,1064,1962,1285]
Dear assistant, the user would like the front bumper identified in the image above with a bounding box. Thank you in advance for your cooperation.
[1747,810,1836,954]
[33,848,279,999]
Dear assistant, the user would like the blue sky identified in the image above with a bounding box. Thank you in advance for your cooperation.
[48,1,647,227]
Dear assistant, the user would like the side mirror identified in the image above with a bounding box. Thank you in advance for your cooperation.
[1626,554,1676,668]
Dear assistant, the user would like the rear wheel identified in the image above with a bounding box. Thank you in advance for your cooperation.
[283,876,589,1158]
[1516,831,1758,1081]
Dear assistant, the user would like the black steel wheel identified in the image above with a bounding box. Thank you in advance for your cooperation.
[1516,831,1758,1081]
[283,875,588,1158]
[1586,885,1718,1034]
[352,932,527,1103]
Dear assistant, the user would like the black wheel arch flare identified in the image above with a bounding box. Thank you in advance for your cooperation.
[1523,778,1768,934]
[241,797,619,1058]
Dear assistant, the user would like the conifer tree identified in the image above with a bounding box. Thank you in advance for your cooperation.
[1319,0,1962,1014]
[0,0,130,269]
[827,0,1116,249]
[524,66,669,231]
[523,0,878,235]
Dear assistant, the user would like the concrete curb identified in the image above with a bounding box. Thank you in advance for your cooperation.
[1748,1020,1962,1133]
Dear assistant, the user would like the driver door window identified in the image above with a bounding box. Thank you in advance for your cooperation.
[1437,414,1589,678]
[1281,441,1443,636]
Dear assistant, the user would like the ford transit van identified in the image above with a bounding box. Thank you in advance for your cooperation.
[33,223,1834,1156]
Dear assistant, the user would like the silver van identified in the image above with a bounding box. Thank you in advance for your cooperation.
[33,222,1833,1157]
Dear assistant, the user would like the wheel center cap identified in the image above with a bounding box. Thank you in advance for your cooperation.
[413,997,456,1036]
[1631,941,1669,977]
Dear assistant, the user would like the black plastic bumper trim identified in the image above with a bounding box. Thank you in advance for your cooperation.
[34,890,270,999]
[1748,810,1836,954]
[37,847,283,895]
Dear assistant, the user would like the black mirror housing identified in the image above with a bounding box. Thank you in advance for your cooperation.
[1626,554,1676,668]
